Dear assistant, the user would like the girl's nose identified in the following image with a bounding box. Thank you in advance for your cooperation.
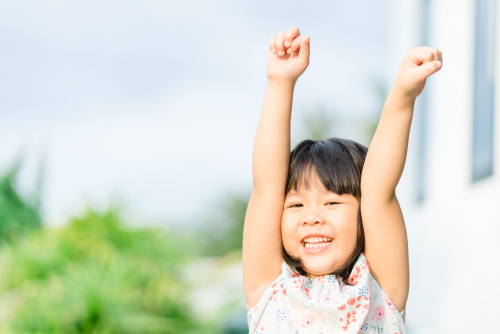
[302,212,325,226]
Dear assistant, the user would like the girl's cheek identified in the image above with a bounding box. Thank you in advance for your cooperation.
[281,221,299,257]
[332,218,357,252]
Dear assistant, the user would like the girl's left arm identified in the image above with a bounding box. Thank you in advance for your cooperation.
[361,47,443,312]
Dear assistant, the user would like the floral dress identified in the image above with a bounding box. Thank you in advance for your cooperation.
[247,253,406,333]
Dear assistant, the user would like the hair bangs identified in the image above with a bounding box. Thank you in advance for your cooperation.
[285,139,367,199]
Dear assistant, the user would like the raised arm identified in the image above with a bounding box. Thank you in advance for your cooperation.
[243,27,310,308]
[360,48,443,311]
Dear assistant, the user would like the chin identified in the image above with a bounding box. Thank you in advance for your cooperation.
[302,257,337,276]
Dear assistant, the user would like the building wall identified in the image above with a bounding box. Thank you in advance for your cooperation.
[389,0,500,332]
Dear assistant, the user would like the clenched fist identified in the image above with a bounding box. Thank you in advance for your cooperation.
[267,26,310,84]
[393,47,443,100]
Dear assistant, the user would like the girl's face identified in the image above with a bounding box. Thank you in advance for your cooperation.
[281,177,359,277]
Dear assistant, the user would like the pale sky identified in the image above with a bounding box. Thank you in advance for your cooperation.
[0,0,390,226]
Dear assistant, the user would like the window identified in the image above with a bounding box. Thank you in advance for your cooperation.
[472,0,496,182]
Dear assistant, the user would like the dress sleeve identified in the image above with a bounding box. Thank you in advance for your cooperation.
[369,274,407,327]
[246,274,282,332]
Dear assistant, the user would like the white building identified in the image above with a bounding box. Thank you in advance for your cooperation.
[389,0,499,332]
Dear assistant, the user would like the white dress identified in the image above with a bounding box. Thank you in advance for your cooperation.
[247,253,406,333]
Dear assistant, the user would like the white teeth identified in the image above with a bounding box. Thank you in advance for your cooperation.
[303,241,332,251]
[304,237,333,244]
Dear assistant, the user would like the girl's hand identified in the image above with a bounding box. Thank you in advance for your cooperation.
[393,47,443,100]
[267,26,310,85]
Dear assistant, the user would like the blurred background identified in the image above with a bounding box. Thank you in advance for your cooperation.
[0,0,497,333]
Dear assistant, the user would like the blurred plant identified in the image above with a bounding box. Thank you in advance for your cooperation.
[301,104,336,140]
[0,206,214,334]
[299,80,389,146]
[0,159,42,241]
[364,79,389,144]
[197,191,250,258]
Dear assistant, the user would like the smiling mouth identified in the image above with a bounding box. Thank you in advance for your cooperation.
[302,237,333,253]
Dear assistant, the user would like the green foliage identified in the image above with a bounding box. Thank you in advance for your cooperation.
[301,104,336,141]
[365,79,389,144]
[0,161,41,241]
[197,192,250,257]
[0,207,213,334]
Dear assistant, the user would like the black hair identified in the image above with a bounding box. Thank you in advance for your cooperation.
[282,138,368,285]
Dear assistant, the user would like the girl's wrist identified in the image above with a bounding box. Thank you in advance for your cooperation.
[386,87,417,110]
[267,78,296,91]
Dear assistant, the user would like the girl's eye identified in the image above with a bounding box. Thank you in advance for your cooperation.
[326,202,339,206]
[289,203,303,208]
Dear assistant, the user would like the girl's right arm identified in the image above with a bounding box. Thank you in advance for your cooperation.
[243,27,310,308]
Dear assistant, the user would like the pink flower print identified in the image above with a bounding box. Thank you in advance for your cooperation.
[372,306,385,321]
[347,298,355,305]
[283,288,287,296]
[349,274,359,285]
[356,266,360,273]
[342,326,348,331]
[299,314,316,327]
[301,286,312,300]
[384,294,397,311]
[337,303,346,311]
[339,317,343,322]
[269,289,279,302]
[347,312,351,318]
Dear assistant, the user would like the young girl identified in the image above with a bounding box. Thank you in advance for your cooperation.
[242,27,442,333]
